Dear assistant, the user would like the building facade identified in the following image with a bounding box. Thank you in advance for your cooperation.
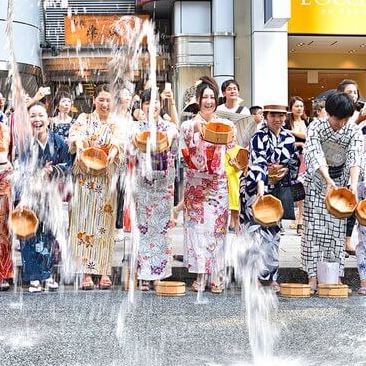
[0,0,42,96]
[0,0,365,114]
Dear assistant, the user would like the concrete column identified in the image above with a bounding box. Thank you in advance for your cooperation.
[212,0,235,90]
[250,0,290,106]
[0,0,42,93]
[0,0,41,68]
[234,0,252,106]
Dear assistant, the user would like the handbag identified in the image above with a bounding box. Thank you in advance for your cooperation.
[291,181,305,202]
[271,179,296,220]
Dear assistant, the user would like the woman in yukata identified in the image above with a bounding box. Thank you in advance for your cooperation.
[301,92,363,293]
[68,84,123,290]
[336,80,366,258]
[50,91,74,141]
[0,122,13,291]
[130,88,178,291]
[239,104,299,292]
[181,76,234,294]
[19,102,72,292]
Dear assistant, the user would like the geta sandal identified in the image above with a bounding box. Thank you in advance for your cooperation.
[139,280,150,292]
[81,276,95,290]
[99,276,112,290]
[192,280,205,292]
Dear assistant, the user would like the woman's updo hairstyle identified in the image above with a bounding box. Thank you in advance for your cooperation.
[195,76,219,111]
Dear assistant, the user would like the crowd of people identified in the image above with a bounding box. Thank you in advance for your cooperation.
[0,76,365,297]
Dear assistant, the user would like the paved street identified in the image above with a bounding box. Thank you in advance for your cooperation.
[0,290,365,366]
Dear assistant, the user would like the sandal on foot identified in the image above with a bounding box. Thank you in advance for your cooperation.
[357,287,366,295]
[297,224,303,236]
[211,284,224,294]
[29,280,42,293]
[99,276,112,290]
[139,281,150,292]
[0,280,10,291]
[192,280,205,292]
[45,278,59,291]
[81,276,94,290]
[269,281,281,293]
[345,249,356,256]
[310,287,318,295]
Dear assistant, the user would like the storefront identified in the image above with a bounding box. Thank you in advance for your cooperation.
[42,0,172,114]
[288,0,366,111]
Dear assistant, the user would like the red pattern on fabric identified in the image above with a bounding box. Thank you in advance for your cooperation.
[0,181,12,281]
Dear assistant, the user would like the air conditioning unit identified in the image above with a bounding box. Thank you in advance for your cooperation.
[264,0,291,28]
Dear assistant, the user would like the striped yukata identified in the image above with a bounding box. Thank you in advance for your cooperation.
[301,118,363,278]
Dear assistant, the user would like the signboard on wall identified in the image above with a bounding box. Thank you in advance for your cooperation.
[136,0,155,5]
[288,0,366,35]
[64,14,149,46]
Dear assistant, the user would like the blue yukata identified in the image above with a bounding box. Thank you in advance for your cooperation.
[240,124,299,281]
[20,132,72,282]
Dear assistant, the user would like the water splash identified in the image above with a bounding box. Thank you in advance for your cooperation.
[111,16,160,346]
[234,233,278,364]
[6,0,73,289]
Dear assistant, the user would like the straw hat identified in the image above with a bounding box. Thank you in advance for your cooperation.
[263,105,288,113]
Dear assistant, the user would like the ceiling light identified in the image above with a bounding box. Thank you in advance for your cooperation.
[348,49,357,54]
[360,44,366,48]
[290,48,296,53]
[296,42,305,47]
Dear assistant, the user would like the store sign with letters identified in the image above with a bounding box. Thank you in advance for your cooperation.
[64,14,149,46]
[289,0,366,34]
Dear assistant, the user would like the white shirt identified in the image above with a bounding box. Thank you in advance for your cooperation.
[217,103,250,116]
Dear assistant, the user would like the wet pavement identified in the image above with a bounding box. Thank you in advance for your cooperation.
[0,290,365,366]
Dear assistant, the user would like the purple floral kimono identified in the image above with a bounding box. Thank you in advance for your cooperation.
[132,118,178,280]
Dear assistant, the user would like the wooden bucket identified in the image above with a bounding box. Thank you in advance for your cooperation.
[155,281,186,297]
[355,198,366,226]
[318,284,349,298]
[234,148,249,173]
[252,195,284,227]
[325,187,357,219]
[9,207,39,240]
[280,283,311,298]
[134,131,169,153]
[79,147,108,175]
[202,122,234,145]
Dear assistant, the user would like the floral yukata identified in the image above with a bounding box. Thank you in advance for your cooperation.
[50,115,74,141]
[181,115,234,286]
[0,124,12,283]
[240,124,299,281]
[69,111,122,276]
[131,118,178,281]
[355,122,366,283]
[19,132,72,282]
[301,118,363,278]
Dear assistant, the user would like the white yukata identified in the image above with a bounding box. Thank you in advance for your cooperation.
[301,118,363,278]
